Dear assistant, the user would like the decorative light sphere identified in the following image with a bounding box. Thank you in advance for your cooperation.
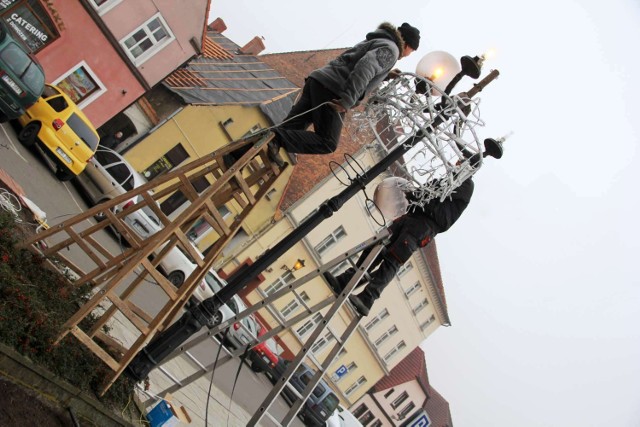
[374,177,412,221]
[415,51,461,91]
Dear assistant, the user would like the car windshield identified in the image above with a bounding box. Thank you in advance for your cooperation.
[204,272,223,293]
[94,149,120,166]
[1,42,29,76]
[321,393,340,414]
[21,61,44,94]
[313,382,326,398]
[135,196,162,227]
[67,113,99,149]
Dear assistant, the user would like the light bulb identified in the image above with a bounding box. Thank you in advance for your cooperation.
[415,51,461,91]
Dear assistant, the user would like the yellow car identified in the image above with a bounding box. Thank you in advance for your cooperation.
[17,84,99,180]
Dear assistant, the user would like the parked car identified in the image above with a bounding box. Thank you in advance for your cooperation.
[326,405,363,427]
[274,361,341,426]
[0,21,45,121]
[225,297,260,350]
[17,84,99,180]
[74,146,162,240]
[248,325,280,375]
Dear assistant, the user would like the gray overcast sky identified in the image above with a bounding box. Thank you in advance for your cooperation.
[211,1,640,425]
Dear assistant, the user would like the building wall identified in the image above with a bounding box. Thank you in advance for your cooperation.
[32,0,143,126]
[222,142,442,405]
[123,104,292,253]
[372,381,426,424]
[98,0,207,86]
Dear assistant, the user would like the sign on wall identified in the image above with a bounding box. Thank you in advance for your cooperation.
[1,0,59,52]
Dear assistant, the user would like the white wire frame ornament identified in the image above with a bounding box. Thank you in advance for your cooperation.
[354,72,486,206]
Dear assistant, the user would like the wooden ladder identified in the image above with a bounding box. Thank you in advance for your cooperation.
[21,133,288,394]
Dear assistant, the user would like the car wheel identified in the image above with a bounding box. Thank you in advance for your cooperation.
[167,271,185,287]
[18,122,40,147]
[250,363,264,373]
[55,167,74,181]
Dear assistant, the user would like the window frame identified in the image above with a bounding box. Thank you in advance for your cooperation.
[314,225,347,256]
[89,0,123,15]
[120,13,175,66]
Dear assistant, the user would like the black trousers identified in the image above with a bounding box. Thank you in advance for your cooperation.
[275,77,345,154]
[340,215,433,301]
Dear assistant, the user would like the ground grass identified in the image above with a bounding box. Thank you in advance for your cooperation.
[0,209,138,418]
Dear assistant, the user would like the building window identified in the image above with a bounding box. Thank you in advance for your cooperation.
[143,143,189,180]
[359,411,375,425]
[370,420,383,427]
[383,341,406,363]
[53,61,105,108]
[404,281,421,298]
[296,312,322,337]
[263,270,295,295]
[374,325,399,347]
[89,0,123,15]
[413,298,429,314]
[364,308,389,332]
[280,291,310,318]
[420,314,436,331]
[315,226,347,256]
[329,260,350,276]
[383,388,395,398]
[300,207,319,225]
[390,390,409,409]
[186,206,231,242]
[397,401,416,420]
[159,175,210,216]
[1,0,60,52]
[344,375,367,397]
[121,13,175,65]
[353,404,368,418]
[397,262,413,277]
[311,331,333,354]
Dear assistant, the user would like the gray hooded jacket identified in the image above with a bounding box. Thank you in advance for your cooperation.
[309,22,404,109]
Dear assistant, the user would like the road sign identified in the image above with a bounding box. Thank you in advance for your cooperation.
[335,365,348,378]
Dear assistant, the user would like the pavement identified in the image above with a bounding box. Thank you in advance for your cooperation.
[0,169,252,427]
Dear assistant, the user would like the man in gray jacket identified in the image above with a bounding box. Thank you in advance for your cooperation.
[224,22,420,167]
[275,22,420,155]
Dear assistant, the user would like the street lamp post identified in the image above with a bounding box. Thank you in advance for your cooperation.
[126,56,500,382]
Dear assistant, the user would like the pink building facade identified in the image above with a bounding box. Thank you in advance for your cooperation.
[0,0,209,128]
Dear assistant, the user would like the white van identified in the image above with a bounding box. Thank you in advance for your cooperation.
[326,405,363,427]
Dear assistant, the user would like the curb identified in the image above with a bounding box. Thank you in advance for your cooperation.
[0,342,139,427]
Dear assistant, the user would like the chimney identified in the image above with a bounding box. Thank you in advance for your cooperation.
[208,17,227,33]
[239,36,265,55]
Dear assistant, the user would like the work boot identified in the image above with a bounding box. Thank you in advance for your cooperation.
[349,293,374,317]
[323,272,344,295]
[267,140,285,168]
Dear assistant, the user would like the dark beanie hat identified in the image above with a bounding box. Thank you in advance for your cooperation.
[398,22,420,50]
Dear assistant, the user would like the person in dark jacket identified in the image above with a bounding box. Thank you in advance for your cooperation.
[324,177,474,317]
[224,22,420,167]
[324,138,504,316]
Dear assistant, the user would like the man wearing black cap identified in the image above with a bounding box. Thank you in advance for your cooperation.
[224,22,420,166]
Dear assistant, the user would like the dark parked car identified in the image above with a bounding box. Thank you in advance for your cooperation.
[0,21,45,121]
[271,360,340,426]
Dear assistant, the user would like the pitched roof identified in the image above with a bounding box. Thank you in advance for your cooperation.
[373,346,430,394]
[259,50,375,211]
[422,386,454,427]
[163,30,299,124]
[372,347,453,426]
